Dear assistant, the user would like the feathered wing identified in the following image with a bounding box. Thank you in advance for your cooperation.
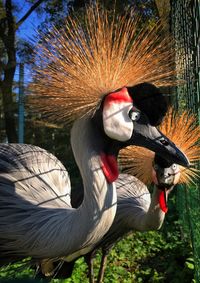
[0,144,73,260]
[119,108,200,185]
[0,144,71,208]
[29,3,176,124]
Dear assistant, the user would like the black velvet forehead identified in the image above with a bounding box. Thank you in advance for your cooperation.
[127,82,168,126]
[154,154,173,168]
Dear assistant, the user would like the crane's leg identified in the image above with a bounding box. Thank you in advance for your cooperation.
[97,248,110,283]
[35,259,75,280]
[39,260,55,277]
[85,251,96,283]
[35,261,52,282]
[88,256,95,283]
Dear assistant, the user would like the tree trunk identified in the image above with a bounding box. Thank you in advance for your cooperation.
[0,0,17,142]
[0,0,46,142]
[1,76,17,142]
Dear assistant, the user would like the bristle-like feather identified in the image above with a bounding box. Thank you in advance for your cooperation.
[119,108,200,185]
[29,3,176,124]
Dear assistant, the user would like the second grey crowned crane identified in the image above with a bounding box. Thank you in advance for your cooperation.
[0,3,189,274]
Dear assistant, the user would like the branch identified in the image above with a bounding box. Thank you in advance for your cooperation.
[16,0,45,28]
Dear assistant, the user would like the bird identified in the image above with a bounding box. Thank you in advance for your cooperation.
[35,108,200,282]
[0,3,189,277]
[42,167,179,283]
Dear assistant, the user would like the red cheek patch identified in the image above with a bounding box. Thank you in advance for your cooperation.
[100,152,119,183]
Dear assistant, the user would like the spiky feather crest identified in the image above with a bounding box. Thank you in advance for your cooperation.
[29,3,176,124]
[119,108,200,185]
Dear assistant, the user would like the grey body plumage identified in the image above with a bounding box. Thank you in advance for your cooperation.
[36,169,174,281]
[0,118,117,261]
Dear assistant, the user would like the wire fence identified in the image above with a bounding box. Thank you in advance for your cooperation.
[171,0,200,281]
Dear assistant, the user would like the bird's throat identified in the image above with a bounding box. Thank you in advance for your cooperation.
[100,152,119,183]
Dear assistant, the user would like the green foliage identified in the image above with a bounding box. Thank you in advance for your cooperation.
[176,185,200,282]
[98,230,194,283]
[0,260,34,282]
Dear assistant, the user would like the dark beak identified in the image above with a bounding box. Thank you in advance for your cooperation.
[131,123,190,168]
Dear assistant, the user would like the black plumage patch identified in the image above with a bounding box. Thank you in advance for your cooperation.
[127,83,168,126]
[154,153,173,168]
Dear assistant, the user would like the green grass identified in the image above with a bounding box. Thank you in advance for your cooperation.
[62,229,194,283]
[0,226,195,283]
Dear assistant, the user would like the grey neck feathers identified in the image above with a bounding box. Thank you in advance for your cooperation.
[141,187,166,231]
[62,117,117,259]
[109,174,166,235]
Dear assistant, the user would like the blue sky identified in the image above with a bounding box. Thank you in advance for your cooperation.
[14,0,45,41]
[13,1,46,84]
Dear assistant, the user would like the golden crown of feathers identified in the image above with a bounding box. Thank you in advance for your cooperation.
[119,108,200,185]
[29,3,176,124]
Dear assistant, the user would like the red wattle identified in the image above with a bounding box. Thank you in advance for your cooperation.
[100,152,119,183]
[158,190,168,213]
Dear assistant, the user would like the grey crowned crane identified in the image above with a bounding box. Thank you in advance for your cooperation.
[0,3,189,276]
[36,109,200,281]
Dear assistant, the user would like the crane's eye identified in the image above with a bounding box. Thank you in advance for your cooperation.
[129,109,141,121]
[159,137,169,146]
[172,164,177,170]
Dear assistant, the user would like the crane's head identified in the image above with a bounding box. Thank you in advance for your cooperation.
[152,154,181,187]
[152,154,181,213]
[96,83,189,179]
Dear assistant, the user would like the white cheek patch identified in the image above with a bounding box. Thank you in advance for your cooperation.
[173,166,181,184]
[103,101,134,141]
